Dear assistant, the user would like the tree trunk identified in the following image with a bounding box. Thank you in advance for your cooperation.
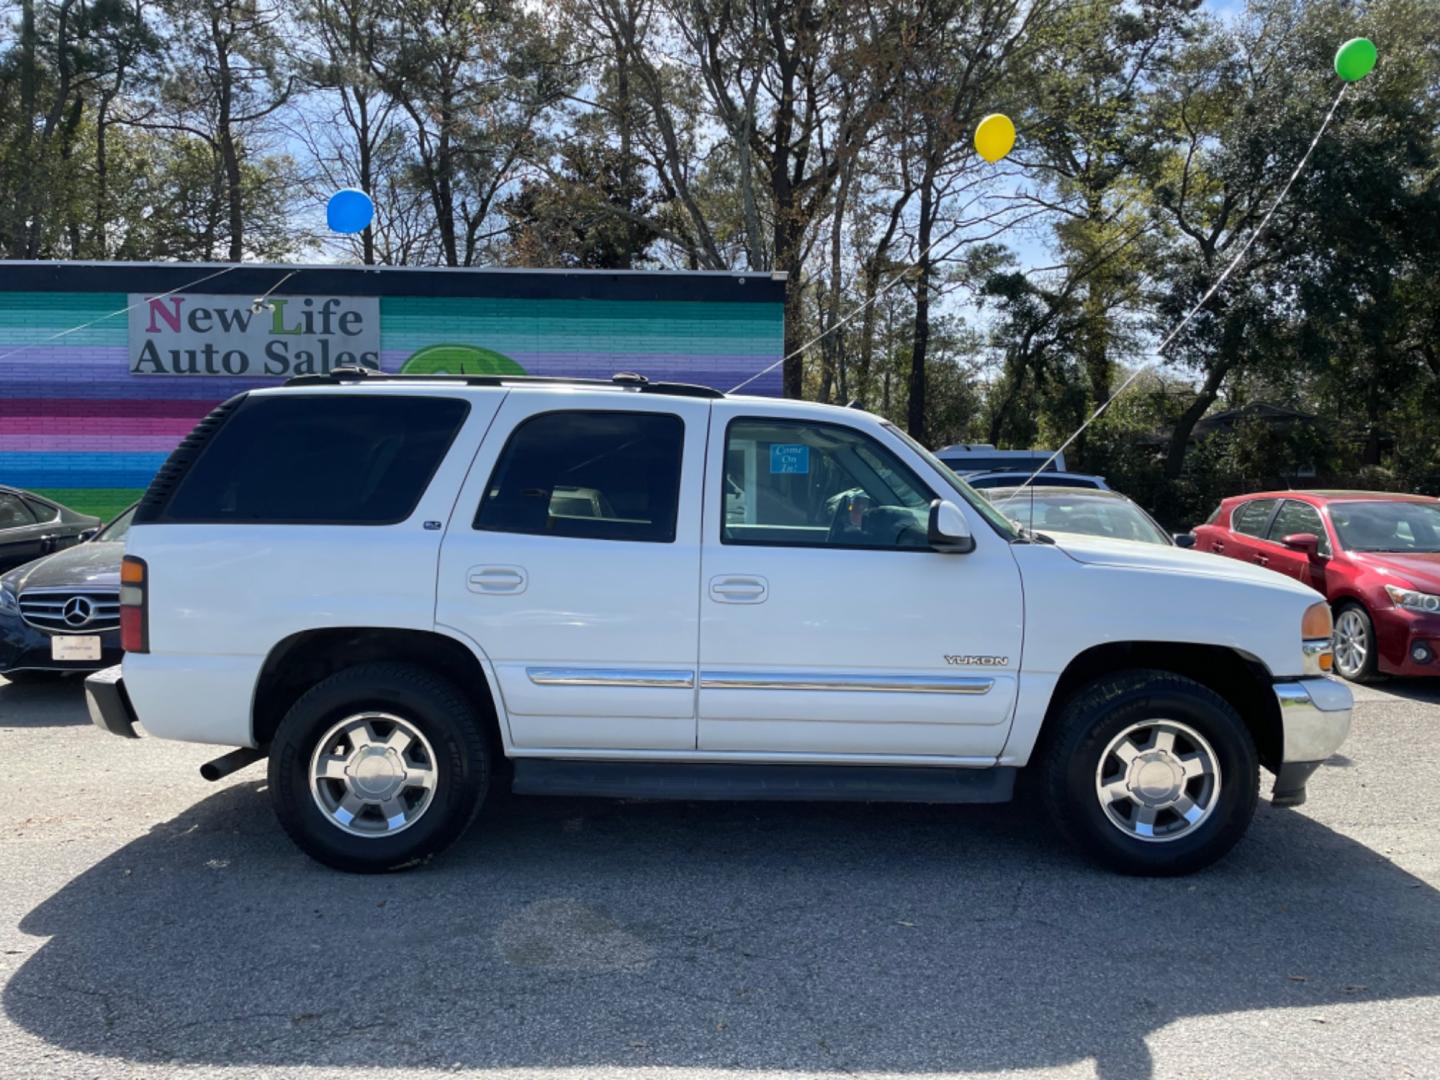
[856,263,880,407]
[355,88,375,265]
[907,170,935,441]
[9,0,39,255]
[1164,359,1233,479]
[212,14,244,262]
[817,161,852,404]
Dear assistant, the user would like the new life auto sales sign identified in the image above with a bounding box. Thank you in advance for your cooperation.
[128,293,381,376]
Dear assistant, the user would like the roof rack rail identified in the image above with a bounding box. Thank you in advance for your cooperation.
[283,366,725,399]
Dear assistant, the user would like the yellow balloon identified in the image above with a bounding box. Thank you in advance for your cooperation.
[975,113,1016,164]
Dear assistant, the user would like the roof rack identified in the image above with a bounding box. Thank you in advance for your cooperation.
[283,366,725,399]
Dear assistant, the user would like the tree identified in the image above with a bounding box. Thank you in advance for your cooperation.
[1018,0,1195,415]
[369,0,567,268]
[890,0,1057,440]
[0,0,160,257]
[294,0,404,264]
[141,0,296,261]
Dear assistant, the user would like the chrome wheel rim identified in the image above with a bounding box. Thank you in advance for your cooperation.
[1095,719,1222,843]
[1334,610,1369,678]
[308,713,439,838]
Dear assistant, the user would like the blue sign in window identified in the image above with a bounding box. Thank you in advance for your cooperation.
[769,444,810,474]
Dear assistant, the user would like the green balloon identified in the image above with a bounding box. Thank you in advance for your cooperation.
[1334,37,1377,82]
[399,344,527,376]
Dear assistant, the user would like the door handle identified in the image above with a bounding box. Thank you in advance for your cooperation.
[1213,542,1224,553]
[710,575,768,604]
[467,565,527,595]
[1253,555,1268,566]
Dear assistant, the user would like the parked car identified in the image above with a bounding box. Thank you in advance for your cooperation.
[984,487,1173,545]
[0,486,101,574]
[933,443,1066,476]
[87,370,1350,876]
[967,471,1110,492]
[1192,490,1440,682]
[0,505,134,682]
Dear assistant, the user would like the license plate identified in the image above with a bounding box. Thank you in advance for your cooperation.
[52,635,102,662]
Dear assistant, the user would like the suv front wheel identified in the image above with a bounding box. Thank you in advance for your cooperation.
[1041,670,1258,875]
[268,662,491,872]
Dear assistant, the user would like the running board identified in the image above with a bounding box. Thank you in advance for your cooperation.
[511,760,1015,804]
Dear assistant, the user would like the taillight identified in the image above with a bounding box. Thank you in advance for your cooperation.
[120,555,148,653]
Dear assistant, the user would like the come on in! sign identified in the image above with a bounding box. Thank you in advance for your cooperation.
[128,293,381,377]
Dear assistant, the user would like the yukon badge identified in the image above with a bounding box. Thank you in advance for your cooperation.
[945,654,1010,667]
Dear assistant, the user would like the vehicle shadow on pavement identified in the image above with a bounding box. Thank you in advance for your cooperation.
[7,784,1439,1079]
[0,678,89,727]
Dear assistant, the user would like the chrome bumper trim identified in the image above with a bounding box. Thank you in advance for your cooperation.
[1301,638,1332,676]
[700,672,995,695]
[1274,677,1352,763]
[526,667,695,689]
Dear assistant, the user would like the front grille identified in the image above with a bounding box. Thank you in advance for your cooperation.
[18,590,121,634]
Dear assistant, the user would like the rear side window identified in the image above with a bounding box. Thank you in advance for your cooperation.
[475,410,683,543]
[0,493,36,528]
[22,497,58,522]
[161,395,469,524]
[1231,498,1278,537]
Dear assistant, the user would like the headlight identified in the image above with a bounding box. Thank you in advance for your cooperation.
[0,585,18,616]
[1385,584,1440,614]
[1302,602,1333,675]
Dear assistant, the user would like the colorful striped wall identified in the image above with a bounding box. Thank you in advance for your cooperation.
[0,265,785,520]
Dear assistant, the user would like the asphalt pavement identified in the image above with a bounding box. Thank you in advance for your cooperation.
[1,674,1437,1080]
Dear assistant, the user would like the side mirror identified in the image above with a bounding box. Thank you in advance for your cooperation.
[1282,532,1321,557]
[78,528,98,543]
[928,499,975,554]
[1173,533,1196,549]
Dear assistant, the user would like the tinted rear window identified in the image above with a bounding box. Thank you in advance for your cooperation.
[1232,498,1278,537]
[162,395,469,524]
[475,410,683,543]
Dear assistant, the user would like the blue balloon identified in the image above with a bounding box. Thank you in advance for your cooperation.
[327,188,374,234]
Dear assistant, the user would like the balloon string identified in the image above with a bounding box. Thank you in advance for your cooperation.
[996,81,1351,506]
[0,263,243,367]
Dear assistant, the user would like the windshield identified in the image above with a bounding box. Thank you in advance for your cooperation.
[1330,501,1440,553]
[985,490,1169,546]
[884,424,1021,540]
[94,506,135,543]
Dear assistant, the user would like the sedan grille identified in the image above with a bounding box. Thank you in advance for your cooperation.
[18,590,121,634]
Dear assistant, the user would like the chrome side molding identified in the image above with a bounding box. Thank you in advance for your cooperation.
[526,668,696,689]
[699,672,995,695]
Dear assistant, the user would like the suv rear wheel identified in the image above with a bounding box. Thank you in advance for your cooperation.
[268,662,490,872]
[1041,670,1258,875]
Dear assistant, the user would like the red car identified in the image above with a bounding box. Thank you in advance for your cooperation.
[1193,490,1440,682]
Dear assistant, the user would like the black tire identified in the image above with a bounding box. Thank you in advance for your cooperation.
[1040,670,1258,876]
[268,662,490,873]
[1333,602,1382,683]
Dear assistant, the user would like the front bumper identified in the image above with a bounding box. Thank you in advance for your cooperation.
[1,613,123,676]
[1374,607,1440,677]
[1271,676,1353,806]
[84,665,140,738]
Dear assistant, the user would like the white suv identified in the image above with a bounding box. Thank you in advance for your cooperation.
[86,371,1352,875]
